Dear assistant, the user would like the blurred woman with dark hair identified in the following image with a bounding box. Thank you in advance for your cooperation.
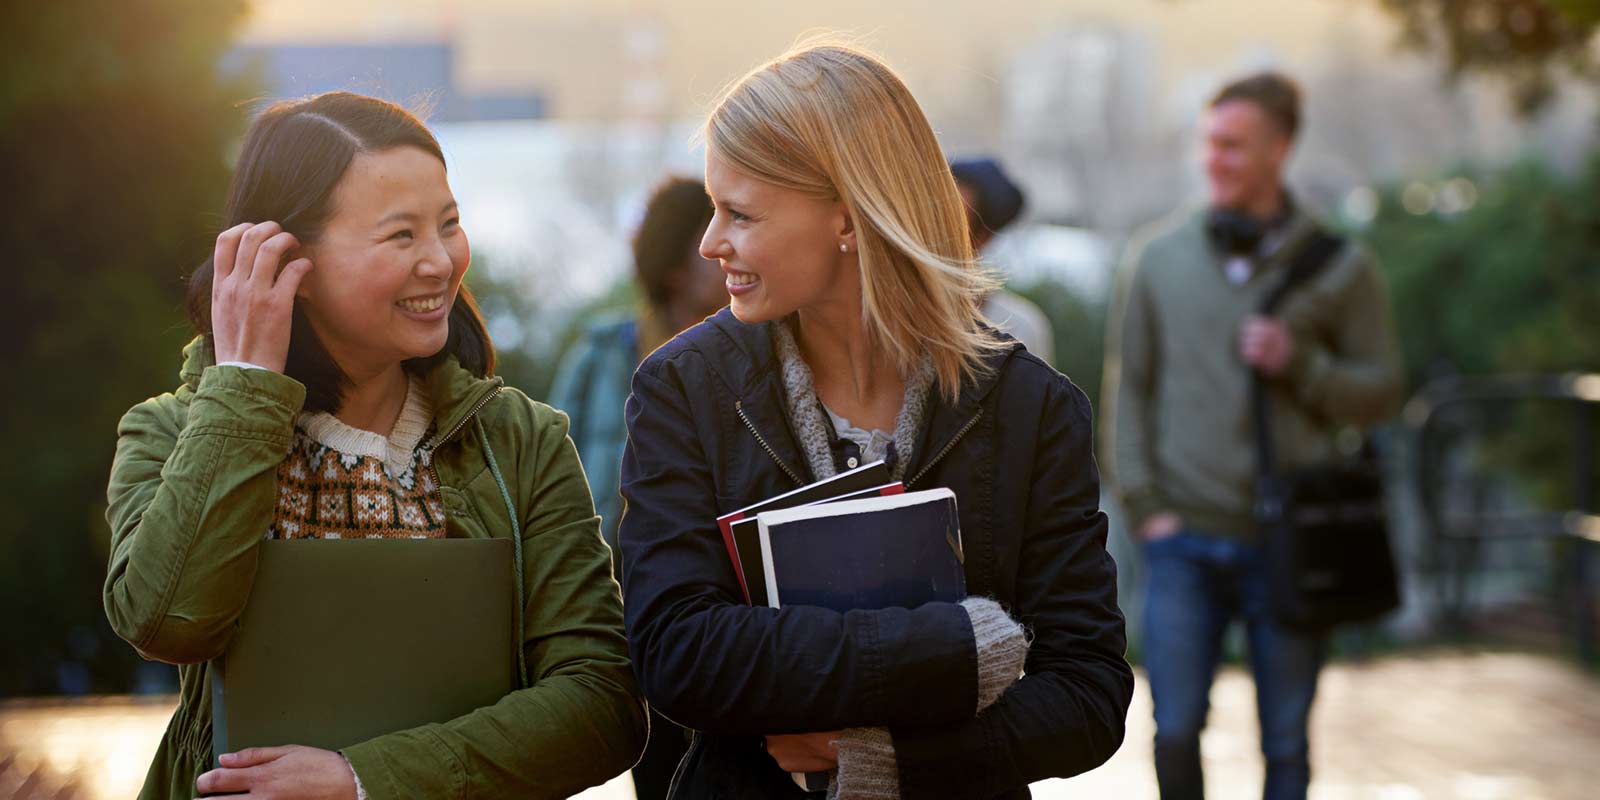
[550,175,726,555]
[547,174,727,799]
[104,91,645,799]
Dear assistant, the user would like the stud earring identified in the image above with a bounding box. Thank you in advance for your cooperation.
[839,243,848,253]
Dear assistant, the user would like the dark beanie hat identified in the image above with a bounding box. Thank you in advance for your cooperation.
[950,157,1026,234]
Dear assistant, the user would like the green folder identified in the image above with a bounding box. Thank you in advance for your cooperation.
[211,538,516,764]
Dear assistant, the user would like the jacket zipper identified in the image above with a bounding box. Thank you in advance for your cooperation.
[907,409,982,489]
[665,729,703,800]
[426,387,503,494]
[735,400,805,486]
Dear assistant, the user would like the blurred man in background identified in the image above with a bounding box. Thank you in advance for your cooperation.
[951,157,1056,364]
[1103,72,1402,800]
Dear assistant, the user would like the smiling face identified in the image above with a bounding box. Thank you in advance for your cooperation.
[1203,99,1290,212]
[295,146,469,378]
[700,148,855,324]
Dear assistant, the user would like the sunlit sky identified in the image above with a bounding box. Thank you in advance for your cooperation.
[239,0,1400,119]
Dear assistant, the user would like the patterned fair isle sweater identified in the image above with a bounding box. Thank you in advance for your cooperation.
[268,376,446,541]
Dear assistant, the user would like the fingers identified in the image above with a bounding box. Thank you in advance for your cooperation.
[195,765,257,795]
[231,221,284,283]
[232,221,280,280]
[212,223,252,282]
[220,745,294,768]
[274,257,314,301]
[250,231,301,288]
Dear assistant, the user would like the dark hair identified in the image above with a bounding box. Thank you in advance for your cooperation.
[1209,71,1302,140]
[187,92,493,413]
[632,176,714,310]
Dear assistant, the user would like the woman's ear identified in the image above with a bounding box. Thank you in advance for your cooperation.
[835,203,857,253]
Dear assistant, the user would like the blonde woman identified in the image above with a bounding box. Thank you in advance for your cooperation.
[617,44,1132,799]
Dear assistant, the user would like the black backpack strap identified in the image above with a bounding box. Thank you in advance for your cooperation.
[1252,230,1345,478]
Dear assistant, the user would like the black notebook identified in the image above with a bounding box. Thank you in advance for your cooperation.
[715,460,892,603]
[755,487,966,612]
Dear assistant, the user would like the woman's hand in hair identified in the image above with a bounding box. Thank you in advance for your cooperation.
[195,745,357,799]
[211,221,314,373]
[763,731,841,773]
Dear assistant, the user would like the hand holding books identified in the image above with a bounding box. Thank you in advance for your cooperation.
[716,462,971,792]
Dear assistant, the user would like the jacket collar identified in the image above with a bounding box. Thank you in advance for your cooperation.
[695,308,1022,485]
[177,336,502,443]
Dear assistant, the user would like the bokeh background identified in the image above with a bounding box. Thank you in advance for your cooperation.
[3,1,1598,797]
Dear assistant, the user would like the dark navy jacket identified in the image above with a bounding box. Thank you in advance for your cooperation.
[618,308,1132,799]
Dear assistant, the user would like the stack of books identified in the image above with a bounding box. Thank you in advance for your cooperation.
[714,462,968,791]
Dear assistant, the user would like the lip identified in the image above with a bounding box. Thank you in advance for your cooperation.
[395,292,450,321]
[723,267,760,297]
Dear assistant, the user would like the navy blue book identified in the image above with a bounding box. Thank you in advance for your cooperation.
[755,487,966,612]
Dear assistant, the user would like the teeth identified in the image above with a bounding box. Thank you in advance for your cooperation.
[397,295,444,312]
[727,273,759,286]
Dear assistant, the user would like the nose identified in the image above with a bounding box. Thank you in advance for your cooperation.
[700,218,730,262]
[416,235,454,281]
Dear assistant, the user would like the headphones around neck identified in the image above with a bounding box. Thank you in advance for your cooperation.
[1205,191,1296,257]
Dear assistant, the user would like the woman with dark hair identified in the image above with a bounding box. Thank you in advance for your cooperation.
[548,174,726,800]
[104,91,645,799]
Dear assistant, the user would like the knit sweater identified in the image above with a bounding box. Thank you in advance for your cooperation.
[268,377,446,541]
[771,320,1029,799]
[1103,205,1403,538]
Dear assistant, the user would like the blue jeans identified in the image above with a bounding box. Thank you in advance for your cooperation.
[1142,530,1327,800]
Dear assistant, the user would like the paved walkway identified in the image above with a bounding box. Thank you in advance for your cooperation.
[2,650,1596,799]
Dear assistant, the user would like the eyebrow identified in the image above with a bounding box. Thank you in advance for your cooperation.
[376,200,458,228]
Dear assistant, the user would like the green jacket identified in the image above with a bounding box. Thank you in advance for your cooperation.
[104,338,646,799]
[1102,206,1403,538]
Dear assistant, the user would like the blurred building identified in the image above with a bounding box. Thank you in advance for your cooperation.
[223,42,546,121]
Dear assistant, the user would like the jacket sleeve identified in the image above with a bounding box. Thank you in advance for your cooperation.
[103,366,305,664]
[1279,246,1404,425]
[343,399,647,799]
[1102,243,1166,529]
[618,356,980,736]
[891,376,1135,798]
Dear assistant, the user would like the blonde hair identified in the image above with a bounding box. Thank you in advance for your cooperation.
[705,42,1004,402]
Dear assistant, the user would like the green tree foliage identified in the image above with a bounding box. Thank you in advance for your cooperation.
[1010,280,1107,404]
[1367,159,1600,384]
[1366,158,1600,508]
[0,1,252,694]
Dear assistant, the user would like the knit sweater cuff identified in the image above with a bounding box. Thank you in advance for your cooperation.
[960,597,1029,713]
[829,727,899,800]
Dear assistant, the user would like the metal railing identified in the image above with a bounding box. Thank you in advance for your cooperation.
[1405,372,1599,665]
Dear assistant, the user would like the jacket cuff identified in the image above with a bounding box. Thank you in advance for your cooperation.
[829,727,900,800]
[338,752,370,800]
[190,364,307,439]
[340,726,463,800]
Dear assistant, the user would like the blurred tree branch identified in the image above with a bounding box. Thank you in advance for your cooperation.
[1379,0,1597,113]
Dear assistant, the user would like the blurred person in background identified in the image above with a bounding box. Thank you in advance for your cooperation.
[547,175,725,799]
[103,91,645,799]
[550,175,724,559]
[619,43,1131,798]
[1103,72,1401,800]
[950,157,1056,364]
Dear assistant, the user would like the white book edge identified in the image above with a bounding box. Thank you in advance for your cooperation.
[723,458,888,519]
[756,487,959,611]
